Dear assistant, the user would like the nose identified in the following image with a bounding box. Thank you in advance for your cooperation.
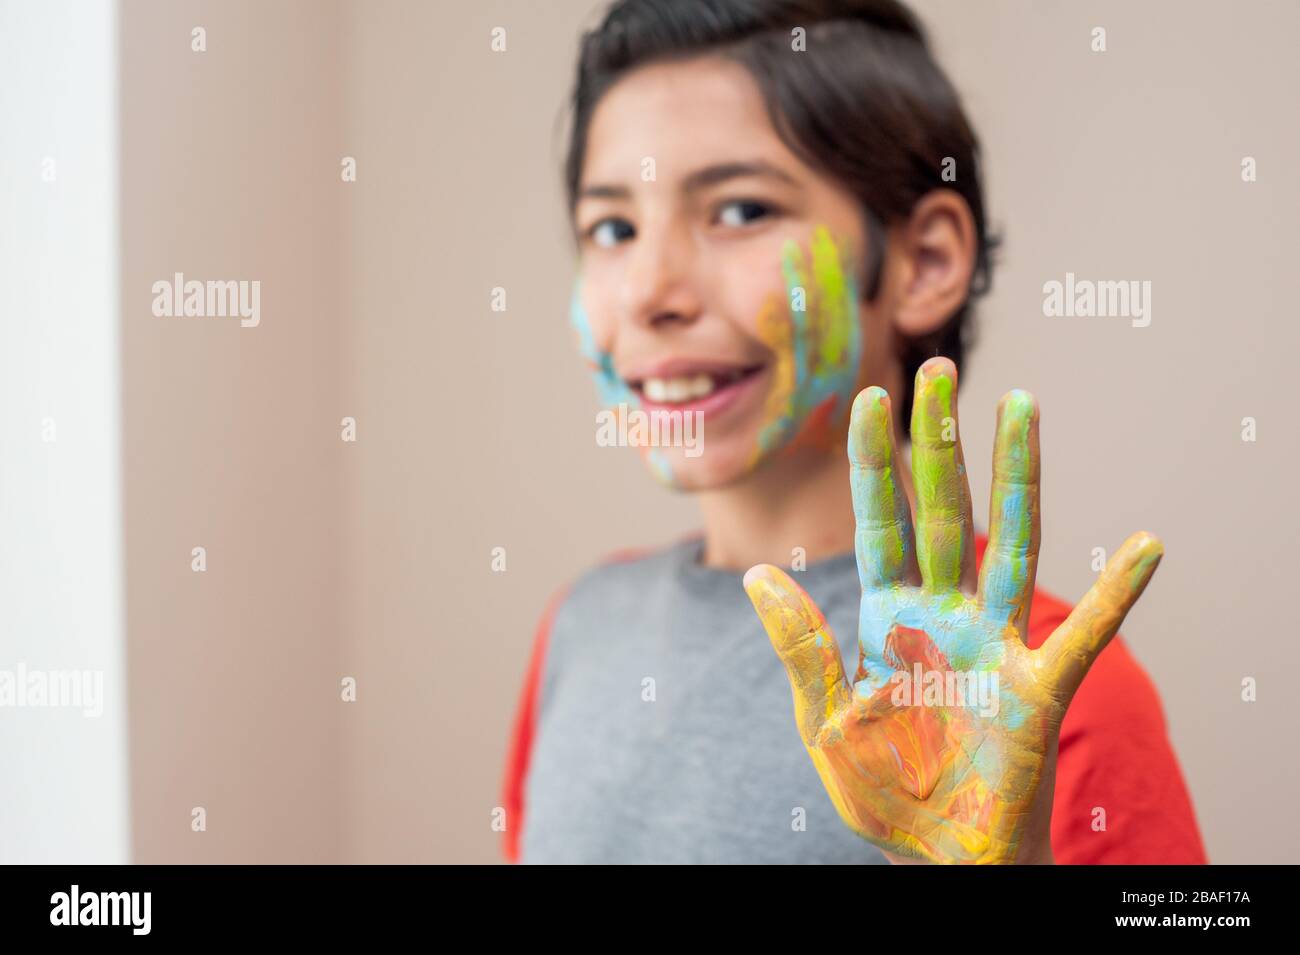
[620,218,703,331]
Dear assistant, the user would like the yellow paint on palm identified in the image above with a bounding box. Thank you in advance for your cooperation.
[754,593,1062,863]
[745,362,1166,864]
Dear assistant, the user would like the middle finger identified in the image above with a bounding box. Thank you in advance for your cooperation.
[910,357,976,594]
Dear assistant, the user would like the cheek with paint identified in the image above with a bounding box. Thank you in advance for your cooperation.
[568,277,676,485]
[748,224,863,470]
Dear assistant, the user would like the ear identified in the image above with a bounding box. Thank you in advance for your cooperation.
[883,190,977,338]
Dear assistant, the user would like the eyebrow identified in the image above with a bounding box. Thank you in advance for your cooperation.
[577,160,799,201]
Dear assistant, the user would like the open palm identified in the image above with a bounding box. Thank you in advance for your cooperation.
[743,358,1163,864]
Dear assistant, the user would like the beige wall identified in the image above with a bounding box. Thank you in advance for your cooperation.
[910,0,1300,864]
[122,0,1299,863]
[121,0,348,862]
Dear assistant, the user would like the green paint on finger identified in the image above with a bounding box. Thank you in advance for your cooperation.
[1127,545,1163,592]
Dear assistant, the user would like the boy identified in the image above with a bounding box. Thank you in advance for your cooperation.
[502,0,1205,864]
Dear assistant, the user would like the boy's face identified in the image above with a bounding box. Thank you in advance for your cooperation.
[571,56,887,490]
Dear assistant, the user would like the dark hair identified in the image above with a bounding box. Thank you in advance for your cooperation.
[563,0,998,417]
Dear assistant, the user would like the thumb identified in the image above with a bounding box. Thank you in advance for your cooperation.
[1039,531,1164,701]
[743,564,851,746]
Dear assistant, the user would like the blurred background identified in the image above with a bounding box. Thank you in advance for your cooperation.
[2,0,1296,863]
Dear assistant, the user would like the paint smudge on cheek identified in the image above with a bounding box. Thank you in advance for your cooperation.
[569,277,634,409]
[568,277,676,485]
[748,224,864,468]
[753,296,796,454]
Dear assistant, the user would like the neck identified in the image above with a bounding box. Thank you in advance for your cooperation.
[695,442,915,572]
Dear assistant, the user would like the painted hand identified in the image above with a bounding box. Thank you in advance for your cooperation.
[743,357,1164,864]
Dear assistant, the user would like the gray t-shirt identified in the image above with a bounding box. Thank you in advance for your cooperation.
[520,536,888,864]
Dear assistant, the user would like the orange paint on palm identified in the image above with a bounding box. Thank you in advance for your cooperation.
[865,625,953,799]
[837,624,997,857]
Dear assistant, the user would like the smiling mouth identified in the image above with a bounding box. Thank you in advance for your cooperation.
[626,364,766,405]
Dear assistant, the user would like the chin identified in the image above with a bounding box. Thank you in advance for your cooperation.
[637,436,768,491]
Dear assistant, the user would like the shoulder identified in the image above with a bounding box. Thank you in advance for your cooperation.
[500,537,697,863]
[530,534,701,673]
[547,535,700,632]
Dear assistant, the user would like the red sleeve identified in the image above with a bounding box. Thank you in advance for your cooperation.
[499,586,566,864]
[974,535,1208,864]
[1048,629,1208,863]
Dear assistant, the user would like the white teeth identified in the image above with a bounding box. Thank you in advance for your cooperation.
[643,374,717,402]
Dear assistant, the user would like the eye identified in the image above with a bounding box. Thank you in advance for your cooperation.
[717,199,774,228]
[587,217,635,248]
